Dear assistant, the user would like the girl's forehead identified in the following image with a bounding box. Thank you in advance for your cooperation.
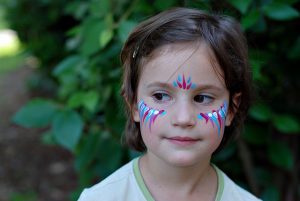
[139,43,225,87]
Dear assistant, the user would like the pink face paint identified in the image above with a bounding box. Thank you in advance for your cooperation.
[173,74,196,90]
[197,101,228,136]
[138,100,166,131]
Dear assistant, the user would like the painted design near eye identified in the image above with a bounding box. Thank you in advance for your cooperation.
[197,101,228,137]
[138,100,166,131]
[173,74,196,90]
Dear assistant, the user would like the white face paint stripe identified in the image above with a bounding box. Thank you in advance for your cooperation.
[138,100,166,131]
[197,101,228,136]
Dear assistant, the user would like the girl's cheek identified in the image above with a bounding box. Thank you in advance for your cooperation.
[138,100,167,133]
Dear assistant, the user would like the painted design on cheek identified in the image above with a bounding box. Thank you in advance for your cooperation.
[197,101,228,137]
[172,74,196,90]
[138,100,166,131]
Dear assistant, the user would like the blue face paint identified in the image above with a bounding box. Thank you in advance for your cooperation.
[138,100,166,131]
[197,101,228,136]
[172,74,196,90]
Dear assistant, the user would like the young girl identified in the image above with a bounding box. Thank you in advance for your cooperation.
[78,7,261,201]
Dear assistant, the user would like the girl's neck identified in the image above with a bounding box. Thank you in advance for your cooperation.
[139,153,218,200]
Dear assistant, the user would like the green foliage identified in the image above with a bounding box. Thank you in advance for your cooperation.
[6,0,300,200]
[52,110,84,151]
[13,99,59,128]
[9,191,37,201]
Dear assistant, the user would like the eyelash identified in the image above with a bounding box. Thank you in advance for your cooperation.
[151,92,214,104]
[194,94,214,104]
[152,92,171,103]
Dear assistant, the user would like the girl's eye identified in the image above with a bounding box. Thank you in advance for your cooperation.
[152,92,171,102]
[194,95,213,104]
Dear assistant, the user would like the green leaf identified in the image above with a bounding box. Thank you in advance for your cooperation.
[10,191,37,201]
[274,0,299,5]
[52,110,84,151]
[272,115,300,133]
[65,2,89,20]
[89,0,110,17]
[41,130,57,145]
[83,91,99,112]
[118,20,137,43]
[263,3,299,20]
[241,9,260,30]
[249,103,273,122]
[154,0,176,11]
[75,133,101,171]
[268,141,293,170]
[243,124,268,145]
[288,37,300,59]
[99,28,113,48]
[67,91,99,112]
[212,144,236,162]
[227,0,252,14]
[93,135,123,178]
[261,186,280,201]
[99,14,114,48]
[80,18,105,56]
[12,99,58,128]
[251,15,267,33]
[67,92,85,109]
[53,55,82,76]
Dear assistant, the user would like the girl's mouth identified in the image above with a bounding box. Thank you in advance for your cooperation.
[165,136,199,146]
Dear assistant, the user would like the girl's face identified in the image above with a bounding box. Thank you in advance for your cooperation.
[133,43,236,167]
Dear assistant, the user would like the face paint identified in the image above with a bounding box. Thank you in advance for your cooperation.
[197,101,228,137]
[172,74,196,90]
[138,100,166,131]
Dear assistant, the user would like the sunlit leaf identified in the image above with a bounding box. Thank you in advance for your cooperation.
[83,91,99,112]
[263,3,299,20]
[67,92,85,109]
[249,103,273,122]
[80,19,104,56]
[12,99,58,128]
[52,110,84,151]
[272,115,300,134]
[118,20,137,43]
[99,29,113,48]
[53,55,82,76]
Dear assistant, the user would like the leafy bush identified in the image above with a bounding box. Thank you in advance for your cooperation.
[5,0,300,200]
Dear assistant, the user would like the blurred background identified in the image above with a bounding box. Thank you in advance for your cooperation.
[0,0,299,201]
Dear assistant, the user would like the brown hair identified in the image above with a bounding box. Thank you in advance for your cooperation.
[120,7,252,152]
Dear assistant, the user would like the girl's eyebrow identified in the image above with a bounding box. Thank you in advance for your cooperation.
[146,82,174,89]
[146,81,223,91]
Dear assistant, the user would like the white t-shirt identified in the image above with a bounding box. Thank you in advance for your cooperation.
[78,158,262,201]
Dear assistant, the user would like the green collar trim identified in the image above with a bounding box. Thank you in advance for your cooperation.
[212,164,225,201]
[133,158,224,201]
[133,158,155,201]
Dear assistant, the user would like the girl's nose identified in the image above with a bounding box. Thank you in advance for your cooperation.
[171,101,196,128]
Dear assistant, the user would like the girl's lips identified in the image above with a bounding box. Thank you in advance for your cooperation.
[165,136,199,145]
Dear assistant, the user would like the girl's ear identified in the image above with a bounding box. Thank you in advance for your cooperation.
[225,93,241,126]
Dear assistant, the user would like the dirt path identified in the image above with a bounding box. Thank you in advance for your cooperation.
[0,66,77,201]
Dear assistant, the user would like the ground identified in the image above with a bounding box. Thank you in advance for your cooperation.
[0,65,78,201]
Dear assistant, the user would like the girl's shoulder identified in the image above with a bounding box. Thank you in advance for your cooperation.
[214,166,262,201]
[77,158,144,201]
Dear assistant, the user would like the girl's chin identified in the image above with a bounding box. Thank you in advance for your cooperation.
[163,154,207,168]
